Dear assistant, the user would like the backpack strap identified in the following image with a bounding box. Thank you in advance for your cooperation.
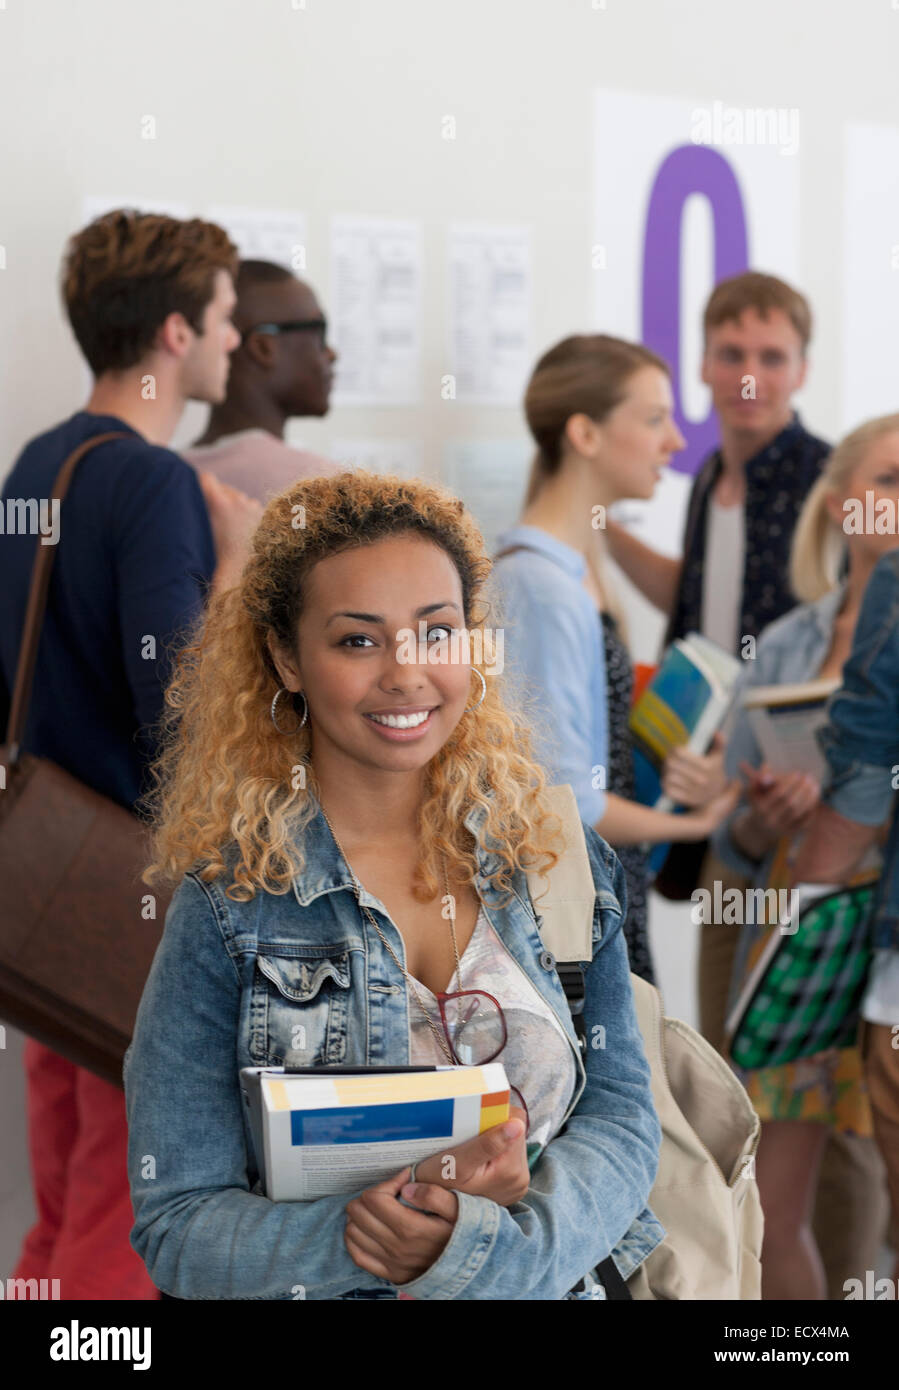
[526,786,636,1301]
[524,784,665,1061]
[524,784,596,1055]
[524,783,595,963]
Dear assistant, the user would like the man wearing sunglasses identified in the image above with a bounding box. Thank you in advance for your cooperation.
[185,259,343,501]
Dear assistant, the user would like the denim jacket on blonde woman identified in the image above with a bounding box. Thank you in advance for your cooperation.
[124,793,664,1300]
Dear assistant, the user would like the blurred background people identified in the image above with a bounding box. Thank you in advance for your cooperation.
[184,259,343,501]
[493,334,734,984]
[712,415,899,1298]
[605,273,830,1036]
[0,209,259,1298]
[794,543,899,1290]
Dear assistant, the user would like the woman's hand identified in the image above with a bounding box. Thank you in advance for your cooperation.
[677,779,742,839]
[343,1111,527,1284]
[410,1108,529,1205]
[344,1169,458,1285]
[662,733,728,808]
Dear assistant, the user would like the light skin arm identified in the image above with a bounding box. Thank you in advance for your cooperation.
[603,518,682,616]
[791,804,882,884]
[595,782,739,848]
[728,763,821,863]
[198,472,263,597]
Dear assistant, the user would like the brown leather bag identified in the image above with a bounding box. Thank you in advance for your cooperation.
[0,433,172,1087]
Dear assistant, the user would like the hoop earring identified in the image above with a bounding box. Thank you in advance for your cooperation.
[465,668,487,712]
[271,687,308,734]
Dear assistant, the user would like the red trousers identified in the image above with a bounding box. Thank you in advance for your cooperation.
[12,1038,158,1299]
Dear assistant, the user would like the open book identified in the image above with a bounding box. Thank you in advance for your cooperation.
[741,677,840,781]
[241,1063,511,1201]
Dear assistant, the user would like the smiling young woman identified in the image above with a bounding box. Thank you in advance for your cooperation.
[124,468,663,1301]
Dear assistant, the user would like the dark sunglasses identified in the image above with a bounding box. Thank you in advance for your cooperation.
[241,318,329,347]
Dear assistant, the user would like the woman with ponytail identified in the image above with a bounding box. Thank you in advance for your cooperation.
[713,413,899,1299]
[493,334,735,985]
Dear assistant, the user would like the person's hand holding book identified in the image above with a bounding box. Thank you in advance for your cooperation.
[343,1109,528,1284]
[344,1167,459,1286]
[661,731,728,808]
[405,1105,529,1205]
[671,779,742,841]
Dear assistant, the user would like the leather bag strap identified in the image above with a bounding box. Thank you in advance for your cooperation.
[492,544,533,562]
[4,431,128,761]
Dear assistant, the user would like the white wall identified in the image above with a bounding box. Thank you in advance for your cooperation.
[4,0,899,480]
[2,0,898,1275]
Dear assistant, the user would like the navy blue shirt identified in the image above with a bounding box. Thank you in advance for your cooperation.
[0,412,216,811]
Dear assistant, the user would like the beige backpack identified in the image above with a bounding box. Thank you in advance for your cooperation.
[525,785,764,1300]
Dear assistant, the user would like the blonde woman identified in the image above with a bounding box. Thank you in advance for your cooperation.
[124,470,663,1300]
[714,414,899,1299]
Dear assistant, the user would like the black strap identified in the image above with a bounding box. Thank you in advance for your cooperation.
[555,962,587,1058]
[596,1256,633,1300]
[553,960,633,1299]
[4,431,128,762]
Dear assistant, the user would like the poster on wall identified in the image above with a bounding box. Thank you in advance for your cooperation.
[842,121,899,432]
[330,437,423,480]
[593,88,801,660]
[443,440,532,553]
[329,215,422,406]
[204,206,307,272]
[594,87,801,487]
[447,224,532,405]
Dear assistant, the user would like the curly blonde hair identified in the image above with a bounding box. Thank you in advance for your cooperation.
[143,470,563,903]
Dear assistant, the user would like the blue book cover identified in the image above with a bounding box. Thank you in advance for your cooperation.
[628,636,737,875]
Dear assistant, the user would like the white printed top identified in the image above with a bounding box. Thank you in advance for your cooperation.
[407,905,577,1150]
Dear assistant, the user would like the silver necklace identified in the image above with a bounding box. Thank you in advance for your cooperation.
[317,803,463,1064]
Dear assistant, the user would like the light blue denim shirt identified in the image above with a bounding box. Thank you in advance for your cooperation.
[818,550,899,951]
[711,584,845,886]
[124,792,664,1300]
[711,585,845,1007]
[490,525,608,827]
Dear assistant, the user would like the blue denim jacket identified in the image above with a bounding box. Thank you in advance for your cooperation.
[124,795,664,1300]
[711,584,844,890]
[817,549,899,951]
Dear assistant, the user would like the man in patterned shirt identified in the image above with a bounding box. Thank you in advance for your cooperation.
[607,271,828,661]
[606,273,889,1297]
[606,271,829,1027]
